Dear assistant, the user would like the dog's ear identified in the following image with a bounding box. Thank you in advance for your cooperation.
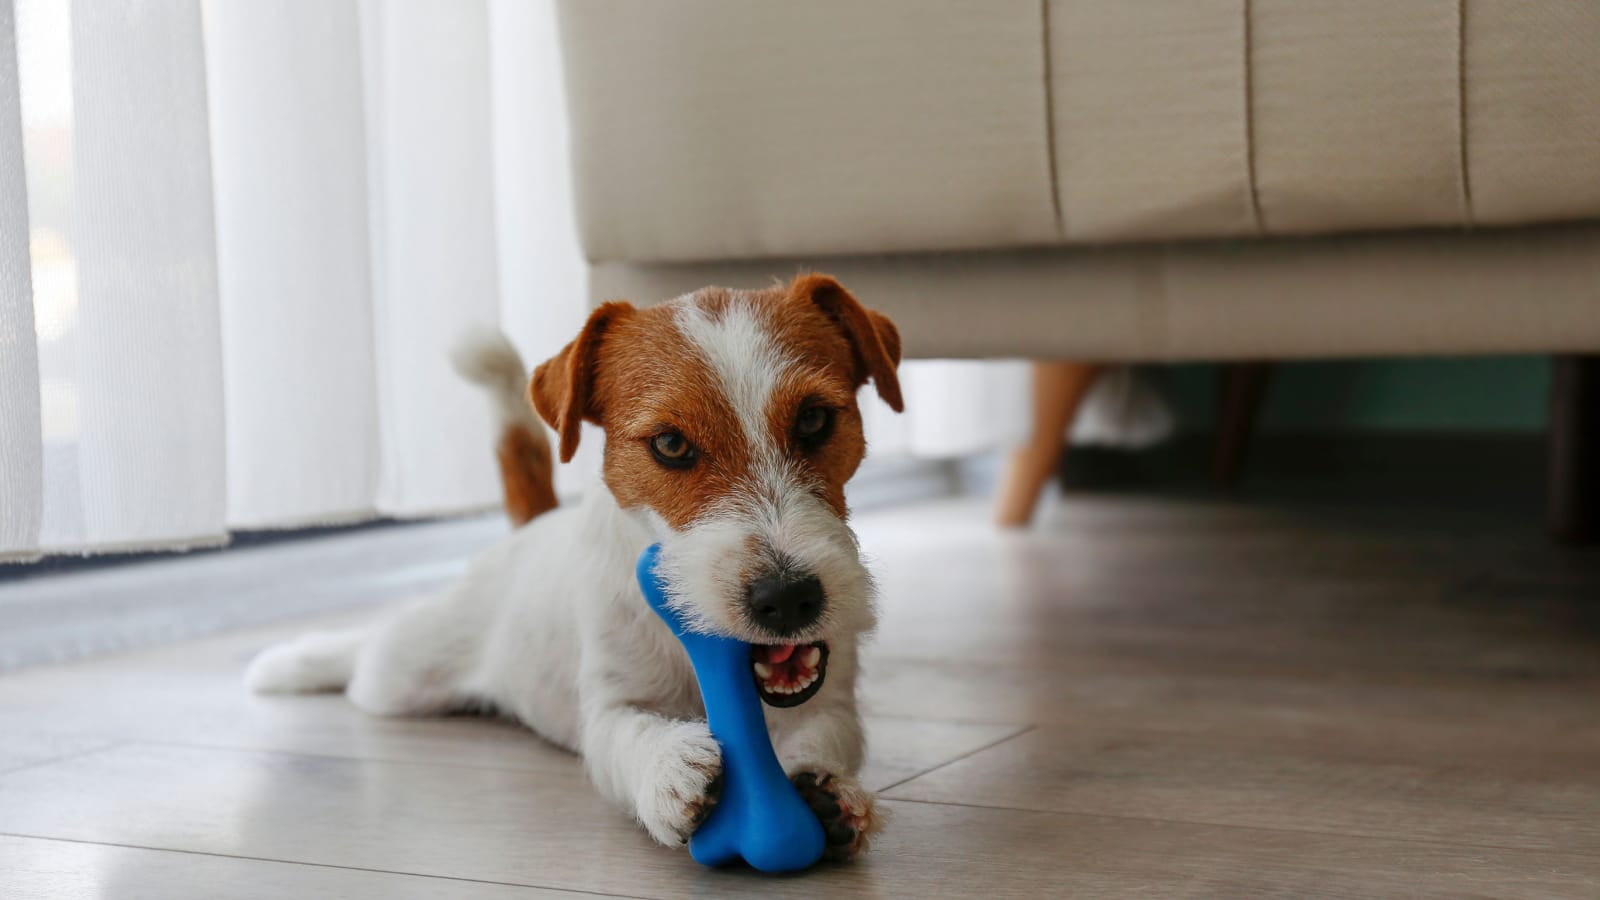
[530,301,635,462]
[790,273,903,412]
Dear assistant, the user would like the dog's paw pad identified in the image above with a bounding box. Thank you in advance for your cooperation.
[685,769,723,831]
[792,770,882,863]
[637,724,723,847]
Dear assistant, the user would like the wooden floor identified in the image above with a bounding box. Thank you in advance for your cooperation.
[3,480,1599,898]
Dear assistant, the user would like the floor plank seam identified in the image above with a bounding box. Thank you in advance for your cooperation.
[0,831,658,900]
[914,721,1600,774]
[0,740,128,779]
[873,724,1037,795]
[877,797,1599,861]
[131,736,585,775]
[859,711,1035,728]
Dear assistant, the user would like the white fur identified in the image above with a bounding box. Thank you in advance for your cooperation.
[672,298,791,451]
[666,299,876,645]
[245,629,363,694]
[451,325,540,430]
[247,310,878,852]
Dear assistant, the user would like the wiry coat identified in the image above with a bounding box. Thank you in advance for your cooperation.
[246,275,900,858]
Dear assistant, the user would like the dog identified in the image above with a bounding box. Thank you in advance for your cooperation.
[245,273,902,860]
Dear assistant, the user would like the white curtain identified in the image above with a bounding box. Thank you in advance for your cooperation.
[1,0,1033,561]
[9,0,226,559]
[2,0,586,559]
[204,0,379,528]
[1,0,41,558]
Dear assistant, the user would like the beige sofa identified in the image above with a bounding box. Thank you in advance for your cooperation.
[554,1,1600,535]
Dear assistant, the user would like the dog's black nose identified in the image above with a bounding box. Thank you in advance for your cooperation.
[746,573,824,635]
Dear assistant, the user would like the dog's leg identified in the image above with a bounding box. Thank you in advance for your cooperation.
[344,593,486,717]
[245,627,366,694]
[581,702,724,847]
[771,689,882,861]
[249,585,487,717]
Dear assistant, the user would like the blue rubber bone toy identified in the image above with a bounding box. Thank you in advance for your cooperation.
[635,544,827,873]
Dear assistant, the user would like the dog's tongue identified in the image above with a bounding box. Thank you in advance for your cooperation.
[756,644,797,664]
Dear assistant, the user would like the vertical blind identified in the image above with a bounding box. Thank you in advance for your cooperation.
[1,0,588,561]
[0,0,40,555]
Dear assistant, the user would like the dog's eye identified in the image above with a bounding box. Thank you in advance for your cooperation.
[794,406,834,447]
[649,431,697,468]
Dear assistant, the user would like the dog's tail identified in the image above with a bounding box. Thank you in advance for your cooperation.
[452,326,558,527]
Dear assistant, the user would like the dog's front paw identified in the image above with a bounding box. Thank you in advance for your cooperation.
[792,770,883,862]
[636,722,723,847]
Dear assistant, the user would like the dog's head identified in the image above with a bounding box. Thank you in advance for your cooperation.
[530,274,901,706]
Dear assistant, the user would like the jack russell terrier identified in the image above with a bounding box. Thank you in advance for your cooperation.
[245,274,902,861]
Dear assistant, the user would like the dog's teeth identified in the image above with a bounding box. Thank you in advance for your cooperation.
[802,646,821,668]
[753,661,773,680]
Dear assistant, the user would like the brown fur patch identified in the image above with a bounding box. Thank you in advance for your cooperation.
[495,422,559,526]
[786,274,903,412]
[530,301,636,463]
[526,276,902,530]
[593,297,754,530]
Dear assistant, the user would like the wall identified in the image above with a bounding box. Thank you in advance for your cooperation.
[1162,357,1551,434]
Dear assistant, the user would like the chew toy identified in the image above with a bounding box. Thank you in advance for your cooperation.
[635,544,826,873]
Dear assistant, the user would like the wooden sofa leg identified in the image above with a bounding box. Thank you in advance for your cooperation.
[995,361,1100,528]
[1549,355,1600,544]
[1213,362,1275,489]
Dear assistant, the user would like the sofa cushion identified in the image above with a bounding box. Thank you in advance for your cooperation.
[559,1,1600,262]
[558,0,1059,263]
[1048,0,1255,241]
[1248,0,1467,234]
[1466,2,1600,226]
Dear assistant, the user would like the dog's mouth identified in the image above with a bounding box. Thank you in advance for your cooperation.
[751,641,828,708]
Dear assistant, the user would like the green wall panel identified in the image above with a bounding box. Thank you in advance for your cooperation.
[1162,357,1550,434]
